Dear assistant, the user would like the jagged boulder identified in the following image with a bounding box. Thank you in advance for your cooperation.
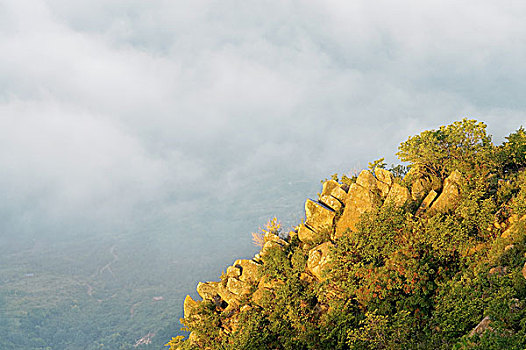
[417,189,438,215]
[264,231,287,244]
[217,284,241,306]
[307,242,333,281]
[297,223,323,244]
[428,170,462,215]
[234,259,261,283]
[321,180,348,203]
[305,199,336,233]
[227,278,251,296]
[227,265,241,278]
[197,282,220,301]
[375,168,394,198]
[383,183,411,208]
[319,194,343,212]
[184,295,200,319]
[356,169,380,193]
[336,171,382,236]
[411,177,431,201]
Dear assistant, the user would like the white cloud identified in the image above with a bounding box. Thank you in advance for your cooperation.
[1,0,525,240]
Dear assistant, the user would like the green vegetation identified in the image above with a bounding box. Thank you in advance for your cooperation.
[397,119,496,180]
[0,236,189,350]
[169,119,526,349]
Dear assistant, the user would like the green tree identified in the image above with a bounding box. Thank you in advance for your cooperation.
[397,119,494,179]
[497,126,526,175]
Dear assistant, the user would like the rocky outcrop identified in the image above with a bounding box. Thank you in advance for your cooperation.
[375,168,394,198]
[321,180,349,203]
[307,242,333,281]
[297,197,339,243]
[180,168,473,346]
[336,171,382,236]
[357,169,381,193]
[260,237,288,257]
[383,183,411,208]
[319,179,348,211]
[297,223,322,244]
[187,257,264,325]
[305,199,336,233]
[217,283,241,307]
[411,177,431,201]
[234,259,261,283]
[417,190,438,215]
[184,295,200,319]
[428,170,462,215]
[319,194,343,212]
[197,282,221,301]
[227,278,251,296]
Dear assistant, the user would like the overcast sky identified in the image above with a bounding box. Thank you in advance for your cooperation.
[1,0,525,245]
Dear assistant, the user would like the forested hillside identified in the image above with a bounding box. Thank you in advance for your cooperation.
[169,119,526,349]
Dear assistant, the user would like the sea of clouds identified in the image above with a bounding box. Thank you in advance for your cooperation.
[1,0,525,249]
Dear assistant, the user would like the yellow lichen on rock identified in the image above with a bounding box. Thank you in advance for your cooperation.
[305,199,336,233]
[307,242,334,281]
[335,175,382,236]
[384,183,411,208]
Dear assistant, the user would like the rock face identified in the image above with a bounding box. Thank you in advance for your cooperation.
[227,278,251,296]
[383,183,411,208]
[336,171,382,236]
[297,224,322,244]
[319,194,343,212]
[184,295,200,319]
[428,170,462,215]
[305,199,336,234]
[186,258,264,324]
[322,180,348,202]
[319,180,348,211]
[197,282,220,301]
[234,259,261,283]
[375,168,394,198]
[217,283,240,306]
[411,177,431,201]
[356,169,381,193]
[307,242,333,281]
[417,190,438,214]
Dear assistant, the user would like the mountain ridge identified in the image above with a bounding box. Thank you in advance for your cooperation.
[168,119,526,350]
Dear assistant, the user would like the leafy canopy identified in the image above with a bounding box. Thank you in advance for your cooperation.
[397,119,494,179]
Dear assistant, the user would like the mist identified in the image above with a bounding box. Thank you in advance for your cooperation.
[1,0,525,348]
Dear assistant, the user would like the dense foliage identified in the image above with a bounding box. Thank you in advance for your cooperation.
[169,119,526,349]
